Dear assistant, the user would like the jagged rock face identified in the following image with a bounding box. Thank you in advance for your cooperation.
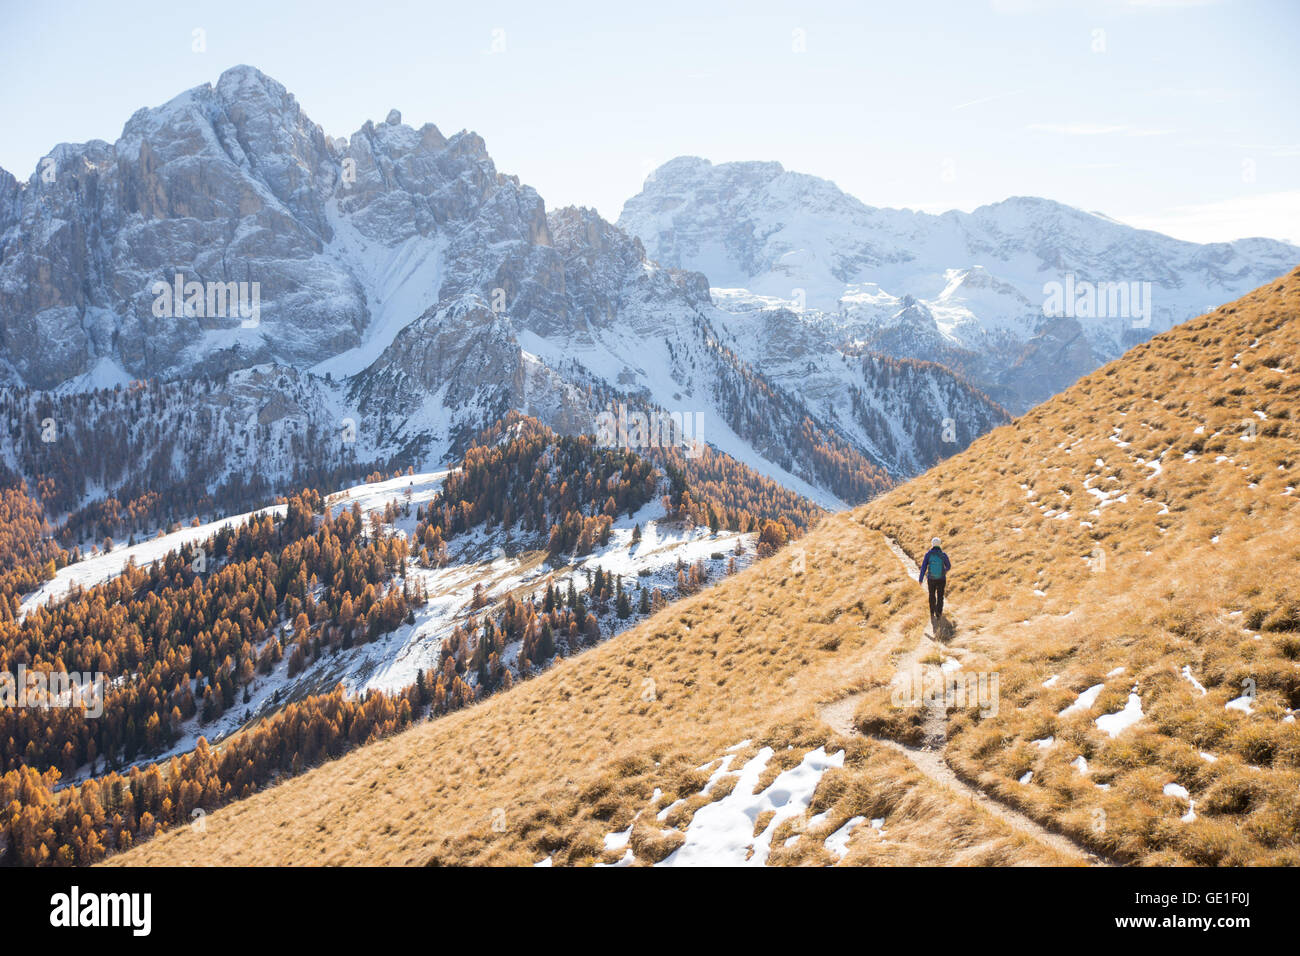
[703,295,1010,476]
[0,66,573,389]
[3,67,899,508]
[544,205,711,339]
[350,295,521,418]
[0,69,359,387]
[620,157,1300,411]
[12,67,1270,515]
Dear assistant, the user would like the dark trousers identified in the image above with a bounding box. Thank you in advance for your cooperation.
[927,576,946,618]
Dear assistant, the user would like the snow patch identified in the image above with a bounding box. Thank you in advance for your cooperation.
[657,746,844,867]
[1095,691,1144,738]
[824,816,866,859]
[1059,683,1104,717]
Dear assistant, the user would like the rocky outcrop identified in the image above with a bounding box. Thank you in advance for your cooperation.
[0,68,1163,515]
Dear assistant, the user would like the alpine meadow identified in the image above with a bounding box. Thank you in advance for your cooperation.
[0,0,1296,936]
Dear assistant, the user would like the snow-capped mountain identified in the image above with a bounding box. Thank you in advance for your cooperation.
[0,66,1009,515]
[704,290,1007,476]
[619,156,1300,411]
[0,66,550,389]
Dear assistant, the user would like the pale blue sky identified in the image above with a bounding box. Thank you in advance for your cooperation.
[2,0,1297,242]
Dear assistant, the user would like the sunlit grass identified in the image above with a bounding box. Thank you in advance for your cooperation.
[114,268,1300,866]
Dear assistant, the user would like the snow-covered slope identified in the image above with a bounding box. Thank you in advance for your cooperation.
[704,290,1009,475]
[40,467,757,787]
[619,157,1300,411]
[0,67,1173,517]
[0,68,921,509]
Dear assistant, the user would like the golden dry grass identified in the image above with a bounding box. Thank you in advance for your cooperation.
[109,510,1071,866]
[113,266,1300,866]
[862,266,1300,865]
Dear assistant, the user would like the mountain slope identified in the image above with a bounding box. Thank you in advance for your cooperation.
[856,266,1300,865]
[0,409,841,864]
[0,68,1073,515]
[111,269,1300,867]
[0,67,900,514]
[620,157,1300,411]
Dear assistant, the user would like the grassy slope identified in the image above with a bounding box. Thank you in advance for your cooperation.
[860,266,1300,865]
[115,267,1300,866]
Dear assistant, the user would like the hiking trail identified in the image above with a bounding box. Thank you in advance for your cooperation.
[817,531,1111,866]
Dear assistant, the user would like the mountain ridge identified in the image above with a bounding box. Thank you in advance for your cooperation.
[108,267,1300,867]
[0,65,1006,514]
[619,155,1300,411]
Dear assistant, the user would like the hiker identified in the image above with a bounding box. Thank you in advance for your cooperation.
[918,537,950,619]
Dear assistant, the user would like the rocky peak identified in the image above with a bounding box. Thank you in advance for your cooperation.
[894,296,937,329]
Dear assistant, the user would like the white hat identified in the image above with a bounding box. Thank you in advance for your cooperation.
[931,537,941,547]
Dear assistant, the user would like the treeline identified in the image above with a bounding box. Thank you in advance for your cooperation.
[413,413,830,564]
[0,682,430,866]
[0,491,421,779]
[0,377,392,546]
[657,446,822,540]
[413,413,660,560]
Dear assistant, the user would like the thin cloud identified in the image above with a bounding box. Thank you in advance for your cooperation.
[953,89,1025,111]
[1027,123,1172,137]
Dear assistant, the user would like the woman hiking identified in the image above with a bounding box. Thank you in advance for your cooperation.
[918,537,950,619]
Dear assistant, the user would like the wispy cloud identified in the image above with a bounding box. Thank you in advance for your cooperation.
[953,89,1025,111]
[1027,123,1172,137]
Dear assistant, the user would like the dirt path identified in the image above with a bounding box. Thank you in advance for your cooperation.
[820,689,1106,865]
[882,533,948,745]
[882,534,919,579]
[817,531,1111,866]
